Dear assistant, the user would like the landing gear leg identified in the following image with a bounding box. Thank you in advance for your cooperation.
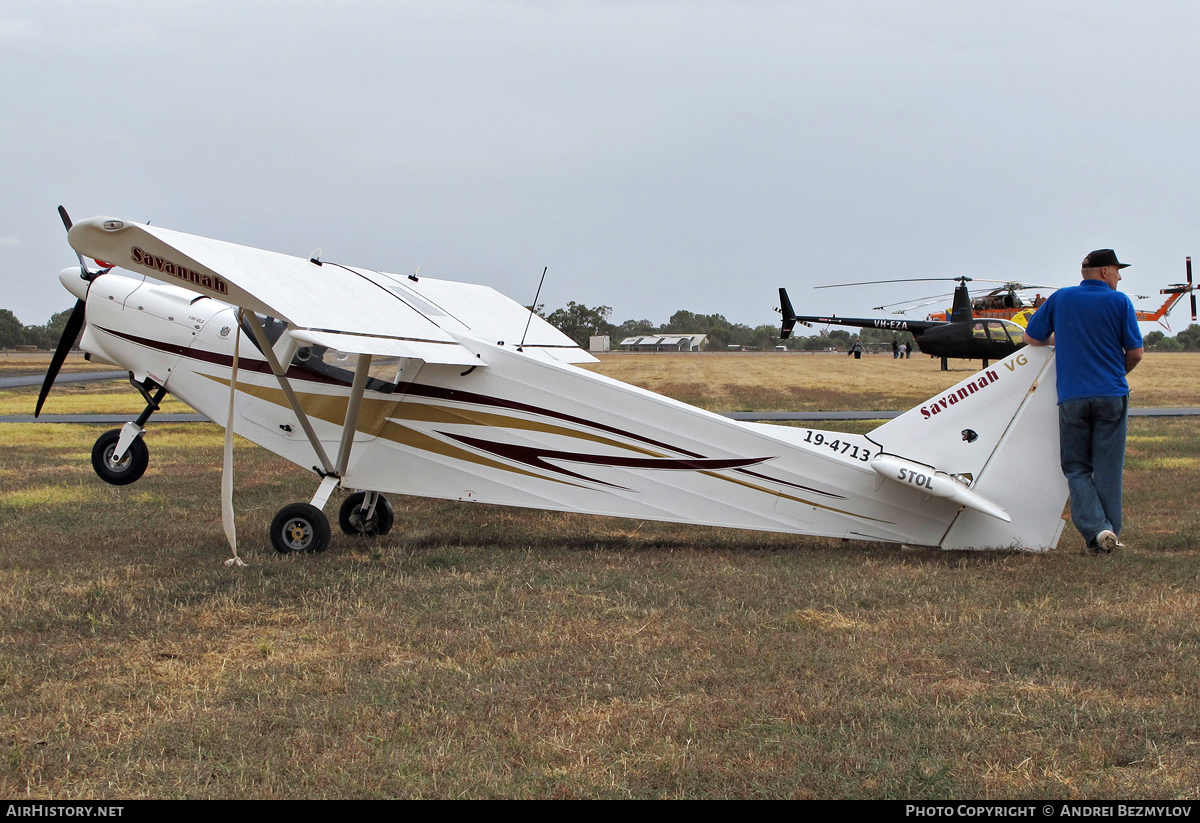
[941,356,949,371]
[131,376,168,429]
[90,377,168,486]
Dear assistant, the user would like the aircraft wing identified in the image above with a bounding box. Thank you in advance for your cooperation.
[67,216,593,365]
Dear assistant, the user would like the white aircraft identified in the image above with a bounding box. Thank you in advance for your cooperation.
[37,209,1069,556]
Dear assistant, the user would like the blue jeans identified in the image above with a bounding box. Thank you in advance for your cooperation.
[1058,395,1129,545]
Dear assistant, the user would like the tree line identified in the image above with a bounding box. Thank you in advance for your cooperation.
[539,301,916,351]
[0,308,75,350]
[1142,328,1200,352]
[5,300,1200,353]
[541,302,1200,353]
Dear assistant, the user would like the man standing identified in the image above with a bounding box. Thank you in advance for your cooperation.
[1024,249,1144,554]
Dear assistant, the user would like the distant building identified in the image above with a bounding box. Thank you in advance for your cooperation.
[589,335,611,352]
[618,334,708,352]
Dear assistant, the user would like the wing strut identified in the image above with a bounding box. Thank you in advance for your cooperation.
[335,354,372,478]
[222,316,247,567]
[241,312,336,476]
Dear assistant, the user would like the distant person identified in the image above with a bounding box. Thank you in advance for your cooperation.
[892,339,899,359]
[899,342,909,359]
[1023,249,1144,555]
[849,340,863,359]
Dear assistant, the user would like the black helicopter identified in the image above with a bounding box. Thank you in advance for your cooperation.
[777,277,1032,370]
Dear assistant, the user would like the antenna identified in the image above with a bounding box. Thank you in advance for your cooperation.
[518,267,549,351]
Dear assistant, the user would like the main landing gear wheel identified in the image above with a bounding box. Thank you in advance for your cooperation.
[91,429,149,486]
[338,492,395,537]
[270,503,331,554]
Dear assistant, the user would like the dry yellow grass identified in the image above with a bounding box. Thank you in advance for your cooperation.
[0,351,119,377]
[2,350,1200,798]
[585,351,1200,412]
[6,350,1195,415]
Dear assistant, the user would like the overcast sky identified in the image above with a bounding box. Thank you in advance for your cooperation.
[3,1,1198,332]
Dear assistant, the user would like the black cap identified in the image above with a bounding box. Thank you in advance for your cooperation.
[1082,249,1130,269]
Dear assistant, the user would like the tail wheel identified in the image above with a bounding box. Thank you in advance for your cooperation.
[270,503,331,554]
[338,491,395,537]
[91,429,149,486]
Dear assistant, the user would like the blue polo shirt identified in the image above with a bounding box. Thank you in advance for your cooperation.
[1024,279,1143,403]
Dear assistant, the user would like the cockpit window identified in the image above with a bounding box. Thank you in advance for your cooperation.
[239,313,407,393]
[294,347,408,393]
[239,313,288,349]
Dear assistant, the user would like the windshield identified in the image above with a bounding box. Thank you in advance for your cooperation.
[239,313,409,393]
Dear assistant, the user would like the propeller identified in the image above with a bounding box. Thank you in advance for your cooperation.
[34,207,108,418]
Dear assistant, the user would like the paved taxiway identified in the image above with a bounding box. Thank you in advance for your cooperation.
[5,370,1198,423]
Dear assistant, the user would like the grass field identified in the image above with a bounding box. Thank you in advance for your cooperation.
[2,353,1199,798]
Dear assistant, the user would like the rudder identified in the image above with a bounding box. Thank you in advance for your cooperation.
[867,347,1068,550]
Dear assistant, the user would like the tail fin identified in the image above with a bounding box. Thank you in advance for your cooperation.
[778,287,797,339]
[867,346,1068,550]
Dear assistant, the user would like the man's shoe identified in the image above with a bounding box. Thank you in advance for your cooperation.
[1094,530,1122,554]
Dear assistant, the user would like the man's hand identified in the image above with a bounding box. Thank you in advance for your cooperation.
[1126,346,1144,374]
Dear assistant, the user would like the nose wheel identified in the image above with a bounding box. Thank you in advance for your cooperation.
[88,380,167,487]
[269,503,331,554]
[91,428,149,486]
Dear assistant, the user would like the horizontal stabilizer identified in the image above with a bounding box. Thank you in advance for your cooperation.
[870,454,1010,522]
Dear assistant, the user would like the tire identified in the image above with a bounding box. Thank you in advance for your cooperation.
[270,503,331,554]
[91,429,149,486]
[338,492,394,537]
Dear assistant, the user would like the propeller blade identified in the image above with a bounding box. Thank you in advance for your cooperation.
[34,298,86,418]
[57,205,97,280]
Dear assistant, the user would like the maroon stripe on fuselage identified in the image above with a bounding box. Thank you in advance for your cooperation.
[103,325,843,499]
[96,326,348,385]
[400,382,844,499]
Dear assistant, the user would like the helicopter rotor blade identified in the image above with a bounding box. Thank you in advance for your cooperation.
[815,276,973,289]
